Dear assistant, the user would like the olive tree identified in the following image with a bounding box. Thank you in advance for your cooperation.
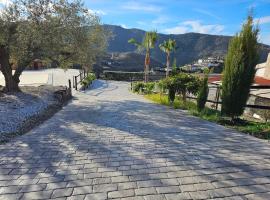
[0,0,108,92]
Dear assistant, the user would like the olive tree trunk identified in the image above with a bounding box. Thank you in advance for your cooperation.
[0,45,20,92]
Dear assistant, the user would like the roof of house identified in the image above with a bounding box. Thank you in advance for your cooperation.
[208,75,270,85]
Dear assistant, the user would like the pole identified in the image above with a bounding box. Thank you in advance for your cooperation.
[75,76,78,90]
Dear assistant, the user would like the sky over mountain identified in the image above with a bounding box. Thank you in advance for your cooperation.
[86,0,270,45]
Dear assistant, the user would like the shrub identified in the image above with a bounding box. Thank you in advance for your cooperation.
[132,82,145,93]
[174,73,200,103]
[157,73,200,105]
[82,73,96,88]
[197,71,209,112]
[221,14,259,120]
[144,82,155,94]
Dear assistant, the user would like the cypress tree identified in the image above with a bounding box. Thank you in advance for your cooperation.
[197,70,209,112]
[221,14,259,120]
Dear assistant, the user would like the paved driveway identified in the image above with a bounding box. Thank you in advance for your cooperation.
[1,80,270,200]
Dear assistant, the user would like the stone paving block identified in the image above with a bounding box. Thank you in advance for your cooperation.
[93,183,117,193]
[21,190,53,200]
[51,188,73,198]
[165,193,192,200]
[118,182,137,190]
[144,194,167,200]
[156,186,181,194]
[137,180,163,188]
[72,186,92,195]
[108,189,135,198]
[0,194,23,200]
[85,193,107,200]
[189,191,212,200]
[135,187,157,196]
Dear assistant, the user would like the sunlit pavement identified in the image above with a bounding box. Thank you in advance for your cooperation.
[0,80,270,200]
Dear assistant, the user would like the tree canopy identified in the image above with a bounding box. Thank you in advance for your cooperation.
[0,0,108,92]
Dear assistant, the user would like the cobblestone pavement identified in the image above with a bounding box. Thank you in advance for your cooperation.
[1,80,270,200]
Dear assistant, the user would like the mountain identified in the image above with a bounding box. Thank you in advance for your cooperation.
[103,24,270,67]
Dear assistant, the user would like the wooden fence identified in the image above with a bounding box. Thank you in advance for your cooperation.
[73,69,87,90]
[129,75,270,111]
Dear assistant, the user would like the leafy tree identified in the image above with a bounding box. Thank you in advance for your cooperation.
[197,69,209,112]
[174,73,200,103]
[128,31,158,82]
[159,39,177,77]
[221,14,259,120]
[159,73,200,105]
[0,0,108,92]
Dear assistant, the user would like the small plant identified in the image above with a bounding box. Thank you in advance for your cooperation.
[144,82,155,94]
[81,73,96,88]
[132,82,145,93]
[197,70,209,112]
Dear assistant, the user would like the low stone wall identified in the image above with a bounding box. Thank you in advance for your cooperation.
[102,71,144,81]
[102,71,166,82]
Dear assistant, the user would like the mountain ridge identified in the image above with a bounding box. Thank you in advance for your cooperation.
[104,24,270,66]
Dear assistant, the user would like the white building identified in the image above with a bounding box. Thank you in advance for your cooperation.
[256,53,270,80]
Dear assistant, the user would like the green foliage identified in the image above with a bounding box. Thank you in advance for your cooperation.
[221,14,259,120]
[159,39,177,77]
[81,73,96,88]
[144,82,155,94]
[132,82,145,93]
[197,71,209,112]
[128,31,158,82]
[172,58,177,75]
[157,73,200,104]
[132,81,156,94]
[0,0,108,91]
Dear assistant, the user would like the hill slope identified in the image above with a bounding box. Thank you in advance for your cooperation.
[104,24,270,66]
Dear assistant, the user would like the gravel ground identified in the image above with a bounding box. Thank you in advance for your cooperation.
[0,85,66,142]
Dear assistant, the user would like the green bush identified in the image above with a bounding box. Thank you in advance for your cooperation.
[197,73,209,112]
[144,82,155,94]
[132,82,145,93]
[82,73,96,88]
[132,81,156,94]
[158,73,200,104]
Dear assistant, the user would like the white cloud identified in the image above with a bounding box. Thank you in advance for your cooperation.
[88,9,106,16]
[255,16,270,25]
[122,2,162,13]
[152,16,170,25]
[163,26,189,34]
[163,20,225,35]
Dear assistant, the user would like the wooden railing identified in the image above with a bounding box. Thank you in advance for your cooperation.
[73,69,87,90]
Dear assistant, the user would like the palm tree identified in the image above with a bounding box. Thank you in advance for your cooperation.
[159,39,177,77]
[128,31,158,82]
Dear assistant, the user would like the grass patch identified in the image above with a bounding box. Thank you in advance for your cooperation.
[145,93,270,140]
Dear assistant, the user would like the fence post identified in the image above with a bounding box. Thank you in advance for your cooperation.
[84,69,86,78]
[75,76,78,90]
[68,79,72,96]
[215,87,220,110]
[68,79,71,90]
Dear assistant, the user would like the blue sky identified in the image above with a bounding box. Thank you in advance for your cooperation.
[85,0,270,45]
